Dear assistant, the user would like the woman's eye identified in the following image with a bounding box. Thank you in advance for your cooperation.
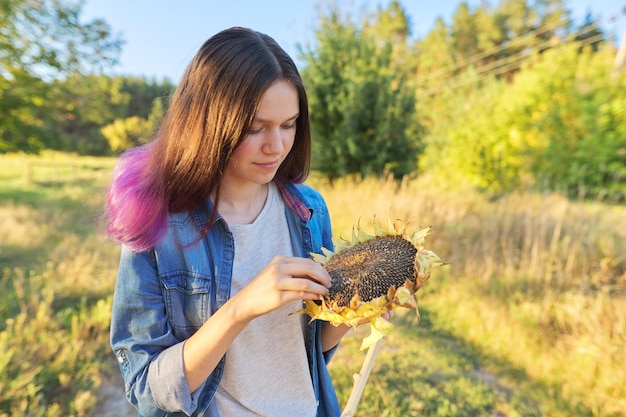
[248,127,263,135]
[282,123,296,130]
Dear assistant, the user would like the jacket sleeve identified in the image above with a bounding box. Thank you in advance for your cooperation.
[110,246,201,415]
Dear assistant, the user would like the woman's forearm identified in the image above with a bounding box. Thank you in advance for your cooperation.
[182,295,252,392]
[320,322,353,352]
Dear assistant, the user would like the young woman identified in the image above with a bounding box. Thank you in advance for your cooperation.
[104,27,354,416]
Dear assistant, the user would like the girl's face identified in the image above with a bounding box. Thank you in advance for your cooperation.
[223,80,299,188]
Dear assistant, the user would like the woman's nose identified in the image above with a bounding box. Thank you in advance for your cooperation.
[263,128,285,154]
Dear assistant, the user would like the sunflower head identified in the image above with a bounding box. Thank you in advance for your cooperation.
[297,218,444,349]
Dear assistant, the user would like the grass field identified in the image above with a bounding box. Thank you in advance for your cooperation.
[1,153,624,416]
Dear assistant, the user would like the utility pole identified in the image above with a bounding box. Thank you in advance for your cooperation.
[611,5,626,78]
[614,26,626,76]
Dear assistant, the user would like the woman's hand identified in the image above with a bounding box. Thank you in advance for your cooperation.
[232,255,332,321]
[183,255,330,391]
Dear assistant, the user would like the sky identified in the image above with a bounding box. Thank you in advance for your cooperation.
[81,0,626,82]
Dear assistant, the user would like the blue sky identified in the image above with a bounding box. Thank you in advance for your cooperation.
[81,0,626,82]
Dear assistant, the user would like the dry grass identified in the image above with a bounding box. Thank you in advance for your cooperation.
[313,174,626,416]
[0,153,119,416]
[1,156,624,416]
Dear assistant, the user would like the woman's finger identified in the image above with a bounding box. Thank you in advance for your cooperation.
[278,276,329,296]
[274,256,331,288]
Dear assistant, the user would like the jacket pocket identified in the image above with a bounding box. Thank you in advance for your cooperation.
[161,271,211,338]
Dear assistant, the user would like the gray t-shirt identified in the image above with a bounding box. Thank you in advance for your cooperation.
[213,182,317,416]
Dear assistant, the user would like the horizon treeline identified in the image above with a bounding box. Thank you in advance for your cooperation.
[1,0,624,199]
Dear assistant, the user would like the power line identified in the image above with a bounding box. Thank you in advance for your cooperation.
[417,33,605,97]
[416,23,604,94]
[416,18,571,87]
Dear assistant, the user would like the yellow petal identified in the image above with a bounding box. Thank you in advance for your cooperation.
[395,286,417,308]
[311,252,328,265]
[371,315,394,333]
[360,323,389,350]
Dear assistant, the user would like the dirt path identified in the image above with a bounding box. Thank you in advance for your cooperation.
[93,368,136,417]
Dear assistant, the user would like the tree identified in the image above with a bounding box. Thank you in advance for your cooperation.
[0,0,123,153]
[451,2,481,59]
[0,69,49,152]
[102,95,166,152]
[101,116,151,152]
[415,0,576,93]
[301,2,420,180]
[0,0,123,78]
[41,75,172,155]
[415,18,455,84]
[419,41,626,200]
[45,74,129,154]
[119,76,175,119]
[502,43,626,199]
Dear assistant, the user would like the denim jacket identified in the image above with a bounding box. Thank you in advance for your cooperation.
[110,181,341,416]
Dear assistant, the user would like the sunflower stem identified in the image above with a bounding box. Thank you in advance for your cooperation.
[341,336,385,417]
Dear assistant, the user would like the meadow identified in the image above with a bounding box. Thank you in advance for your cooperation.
[0,153,624,416]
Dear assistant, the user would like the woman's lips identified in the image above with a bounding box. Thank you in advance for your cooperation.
[255,160,280,169]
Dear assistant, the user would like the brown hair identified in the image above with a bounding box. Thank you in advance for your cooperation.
[153,26,310,214]
[106,27,310,250]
